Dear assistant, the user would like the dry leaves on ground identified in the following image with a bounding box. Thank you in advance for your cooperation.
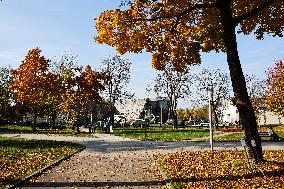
[161,149,284,188]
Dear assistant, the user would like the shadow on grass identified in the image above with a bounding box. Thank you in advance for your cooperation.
[0,125,92,137]
[114,129,210,134]
[0,126,32,134]
[0,138,80,150]
[21,180,167,188]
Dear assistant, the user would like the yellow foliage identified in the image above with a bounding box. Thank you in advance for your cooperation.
[95,0,284,71]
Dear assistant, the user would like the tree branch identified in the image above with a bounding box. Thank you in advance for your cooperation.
[233,0,278,24]
[126,2,218,23]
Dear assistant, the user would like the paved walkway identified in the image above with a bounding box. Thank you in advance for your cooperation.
[2,132,284,189]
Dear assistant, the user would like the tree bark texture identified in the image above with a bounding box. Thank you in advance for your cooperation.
[219,2,263,162]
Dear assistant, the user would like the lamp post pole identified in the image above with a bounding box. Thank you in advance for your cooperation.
[159,100,165,127]
[208,85,213,151]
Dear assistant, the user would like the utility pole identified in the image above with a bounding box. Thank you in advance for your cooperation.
[160,106,163,127]
[208,85,213,151]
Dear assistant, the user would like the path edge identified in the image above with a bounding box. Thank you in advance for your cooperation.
[7,144,86,189]
[158,160,174,189]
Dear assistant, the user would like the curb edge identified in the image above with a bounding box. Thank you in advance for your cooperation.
[7,144,86,189]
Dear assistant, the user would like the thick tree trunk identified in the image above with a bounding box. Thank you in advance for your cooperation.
[219,3,263,162]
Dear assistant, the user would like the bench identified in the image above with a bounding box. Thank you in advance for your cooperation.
[200,123,210,127]
[258,132,273,141]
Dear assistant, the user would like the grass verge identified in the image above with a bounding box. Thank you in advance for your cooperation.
[159,150,284,189]
[213,132,244,141]
[0,137,82,188]
[112,126,210,142]
[0,125,96,138]
[214,132,284,142]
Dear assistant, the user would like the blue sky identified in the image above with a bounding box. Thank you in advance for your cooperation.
[0,1,283,108]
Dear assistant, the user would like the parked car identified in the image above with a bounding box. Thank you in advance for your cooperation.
[130,119,146,127]
[166,119,185,127]
[165,119,173,126]
[177,119,185,127]
[185,120,195,126]
[96,121,106,128]
[114,115,126,124]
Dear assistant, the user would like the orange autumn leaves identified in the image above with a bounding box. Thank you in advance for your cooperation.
[161,150,284,188]
[74,65,106,109]
[95,0,284,72]
[266,60,284,116]
[9,47,106,116]
[9,48,52,111]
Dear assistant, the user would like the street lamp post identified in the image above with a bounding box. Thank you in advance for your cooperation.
[208,85,213,151]
[160,106,163,127]
[159,100,167,127]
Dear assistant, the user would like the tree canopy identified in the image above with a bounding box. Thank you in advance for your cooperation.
[9,48,52,113]
[266,60,284,116]
[147,62,192,126]
[9,48,106,130]
[96,0,284,71]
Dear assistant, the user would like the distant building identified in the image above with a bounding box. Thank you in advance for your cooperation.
[258,110,284,125]
[115,97,170,123]
[221,100,284,125]
[221,100,239,125]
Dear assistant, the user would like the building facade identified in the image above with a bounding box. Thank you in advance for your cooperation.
[221,100,284,126]
[115,97,170,123]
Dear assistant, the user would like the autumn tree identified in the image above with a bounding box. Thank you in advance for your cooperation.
[178,106,209,123]
[100,55,134,132]
[73,65,106,124]
[193,68,231,128]
[0,66,13,122]
[245,74,266,120]
[147,63,192,128]
[265,60,284,116]
[9,48,52,132]
[48,52,79,127]
[95,0,284,162]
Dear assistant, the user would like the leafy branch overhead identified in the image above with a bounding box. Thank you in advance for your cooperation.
[96,0,283,72]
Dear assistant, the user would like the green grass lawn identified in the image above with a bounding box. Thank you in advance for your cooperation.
[0,125,96,138]
[214,132,284,142]
[0,137,82,188]
[112,126,210,141]
[213,132,244,141]
[113,124,284,142]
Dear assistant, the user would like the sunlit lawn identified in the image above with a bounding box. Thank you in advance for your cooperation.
[112,125,210,141]
[214,132,284,141]
[213,132,244,141]
[113,124,284,142]
[0,125,96,138]
[158,150,284,189]
[213,124,284,141]
[0,137,82,188]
